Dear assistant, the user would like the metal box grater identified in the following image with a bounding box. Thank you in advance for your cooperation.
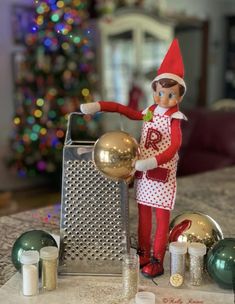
[59,113,130,275]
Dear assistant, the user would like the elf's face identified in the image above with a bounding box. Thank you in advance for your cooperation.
[154,82,183,108]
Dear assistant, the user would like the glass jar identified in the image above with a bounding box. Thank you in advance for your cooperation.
[20,250,39,296]
[188,242,206,286]
[40,246,59,291]
[169,242,187,287]
[122,253,139,301]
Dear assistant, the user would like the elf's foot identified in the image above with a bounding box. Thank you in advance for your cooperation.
[137,248,150,268]
[141,257,164,278]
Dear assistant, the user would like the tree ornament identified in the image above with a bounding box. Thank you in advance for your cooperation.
[11,230,57,271]
[93,131,139,183]
[169,212,223,250]
[206,238,235,289]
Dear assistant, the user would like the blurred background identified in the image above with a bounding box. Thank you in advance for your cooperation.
[0,0,235,214]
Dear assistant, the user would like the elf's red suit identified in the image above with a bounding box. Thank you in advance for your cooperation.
[80,39,187,278]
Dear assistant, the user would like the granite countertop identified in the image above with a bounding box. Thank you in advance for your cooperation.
[0,167,234,289]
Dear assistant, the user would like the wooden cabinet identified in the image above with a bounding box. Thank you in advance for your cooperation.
[98,12,174,106]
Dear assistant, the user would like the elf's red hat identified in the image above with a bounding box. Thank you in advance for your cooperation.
[151,38,186,92]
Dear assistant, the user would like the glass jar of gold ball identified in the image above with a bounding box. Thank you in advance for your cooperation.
[188,242,207,286]
[122,253,139,301]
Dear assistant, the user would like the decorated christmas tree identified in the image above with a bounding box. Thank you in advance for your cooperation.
[9,0,98,178]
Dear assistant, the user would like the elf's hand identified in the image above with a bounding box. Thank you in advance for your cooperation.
[135,157,157,171]
[80,102,101,115]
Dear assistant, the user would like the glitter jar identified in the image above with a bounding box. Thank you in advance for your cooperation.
[20,250,39,296]
[188,242,207,286]
[169,242,187,279]
[40,246,59,291]
[122,253,139,301]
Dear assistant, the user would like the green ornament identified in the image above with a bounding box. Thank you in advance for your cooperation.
[206,238,235,289]
[11,230,58,271]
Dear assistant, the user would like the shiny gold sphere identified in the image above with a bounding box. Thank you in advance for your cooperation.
[169,211,224,250]
[93,131,139,183]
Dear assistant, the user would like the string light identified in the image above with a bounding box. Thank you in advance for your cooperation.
[40,128,47,135]
[30,133,39,141]
[36,98,44,107]
[82,88,89,97]
[34,109,43,118]
[56,130,64,138]
[61,42,69,50]
[14,117,21,125]
[57,1,65,9]
[73,36,81,43]
[33,124,41,133]
[27,116,35,124]
[51,13,60,22]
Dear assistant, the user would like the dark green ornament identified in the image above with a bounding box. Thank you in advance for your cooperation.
[206,238,235,289]
[11,230,58,271]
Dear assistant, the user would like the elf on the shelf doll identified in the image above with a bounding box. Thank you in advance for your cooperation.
[80,39,187,278]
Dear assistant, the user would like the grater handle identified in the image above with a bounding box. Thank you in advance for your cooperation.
[64,112,82,145]
[65,111,125,145]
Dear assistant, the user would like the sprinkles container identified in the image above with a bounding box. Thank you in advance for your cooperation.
[169,242,187,286]
[188,242,207,286]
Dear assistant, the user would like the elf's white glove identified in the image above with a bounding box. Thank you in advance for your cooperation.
[80,102,101,115]
[135,157,158,171]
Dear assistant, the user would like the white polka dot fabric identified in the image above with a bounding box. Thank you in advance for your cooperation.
[135,112,179,210]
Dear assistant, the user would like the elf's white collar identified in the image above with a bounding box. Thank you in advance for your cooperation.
[154,105,169,115]
[142,105,169,115]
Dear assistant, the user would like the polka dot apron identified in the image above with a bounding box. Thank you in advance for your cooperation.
[135,110,179,210]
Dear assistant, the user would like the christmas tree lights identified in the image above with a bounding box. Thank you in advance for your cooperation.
[9,0,98,178]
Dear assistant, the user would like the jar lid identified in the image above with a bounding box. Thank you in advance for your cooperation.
[135,291,155,304]
[169,241,187,254]
[188,242,207,256]
[20,250,39,265]
[40,246,59,260]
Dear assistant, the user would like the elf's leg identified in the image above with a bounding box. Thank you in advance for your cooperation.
[137,203,152,267]
[142,207,170,278]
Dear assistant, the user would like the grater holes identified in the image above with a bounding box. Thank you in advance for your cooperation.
[61,159,127,270]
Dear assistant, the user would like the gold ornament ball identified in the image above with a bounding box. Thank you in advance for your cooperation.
[93,131,139,183]
[169,211,223,250]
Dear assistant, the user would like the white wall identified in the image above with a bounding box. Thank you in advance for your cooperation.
[0,0,31,148]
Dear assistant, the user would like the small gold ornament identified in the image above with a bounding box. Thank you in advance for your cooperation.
[170,273,184,287]
[93,131,139,183]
